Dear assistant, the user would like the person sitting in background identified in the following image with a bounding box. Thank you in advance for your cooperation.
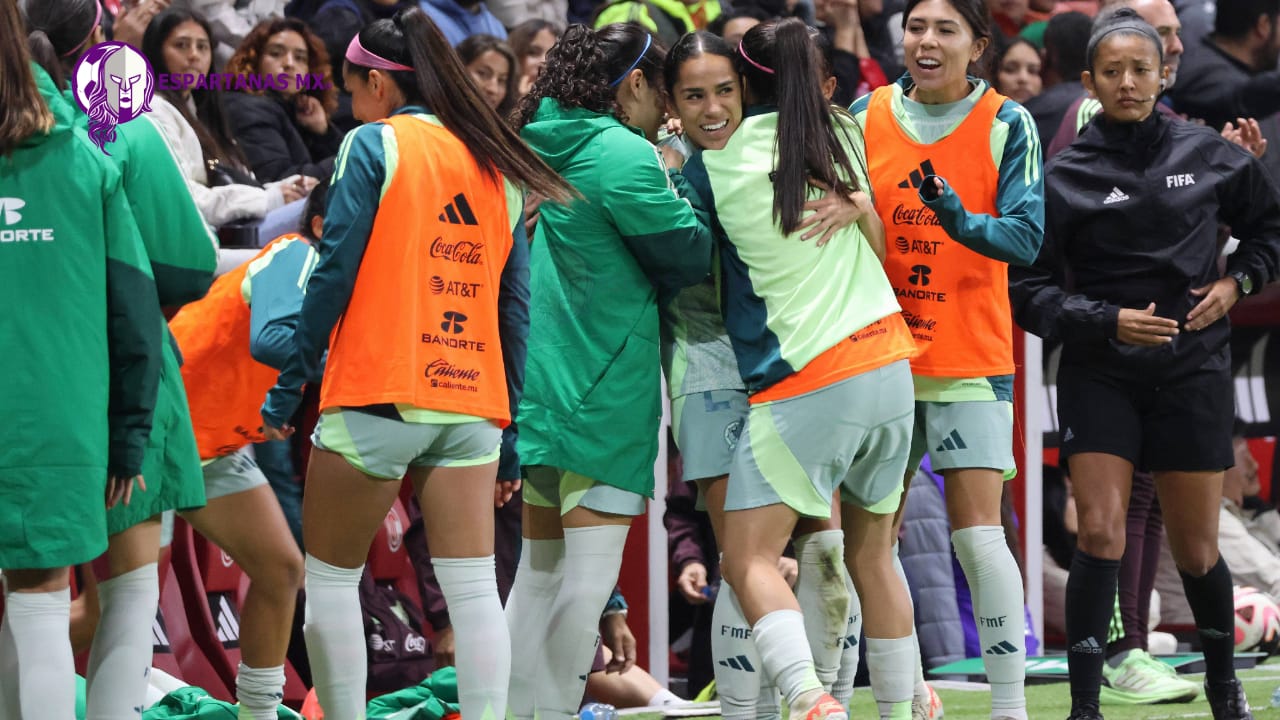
[508,19,560,101]
[308,0,413,131]
[592,0,728,47]
[223,17,343,183]
[172,0,287,66]
[141,8,311,231]
[458,34,520,116]
[705,6,768,46]
[1021,11,1090,146]
[992,36,1043,104]
[418,0,508,46]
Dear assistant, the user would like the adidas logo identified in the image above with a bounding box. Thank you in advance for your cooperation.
[842,634,859,649]
[717,655,757,672]
[1062,427,1075,443]
[0,197,25,225]
[935,429,967,453]
[439,193,478,225]
[152,612,171,652]
[1103,187,1130,205]
[213,593,241,647]
[985,640,1020,655]
[1071,637,1104,654]
[898,160,937,189]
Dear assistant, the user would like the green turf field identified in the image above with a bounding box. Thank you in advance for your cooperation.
[627,665,1280,719]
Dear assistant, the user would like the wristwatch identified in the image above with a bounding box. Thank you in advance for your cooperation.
[1229,270,1255,297]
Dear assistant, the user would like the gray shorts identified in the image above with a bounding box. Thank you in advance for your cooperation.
[672,389,749,482]
[202,446,269,501]
[726,359,914,517]
[523,466,647,517]
[312,409,501,480]
[906,400,1015,476]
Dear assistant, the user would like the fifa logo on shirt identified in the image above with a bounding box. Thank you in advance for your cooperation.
[1167,173,1196,188]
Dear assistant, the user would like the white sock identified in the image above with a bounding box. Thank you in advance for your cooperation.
[506,537,565,720]
[5,587,75,719]
[435,556,509,720]
[711,577,765,720]
[303,554,367,720]
[537,525,629,720]
[647,688,686,706]
[794,530,851,691]
[833,569,860,708]
[755,685,782,720]
[235,663,285,720]
[891,547,928,703]
[87,563,160,720]
[952,526,1026,713]
[0,578,20,720]
[866,636,914,720]
[752,609,822,707]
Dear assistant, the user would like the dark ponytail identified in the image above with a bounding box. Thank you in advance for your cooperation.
[21,0,100,89]
[2,0,55,154]
[351,8,572,202]
[738,18,863,234]
[516,23,665,129]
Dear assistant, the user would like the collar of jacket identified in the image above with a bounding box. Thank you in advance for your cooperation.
[1088,109,1167,159]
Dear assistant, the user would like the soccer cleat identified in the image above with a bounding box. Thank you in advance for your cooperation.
[799,692,848,720]
[912,683,944,719]
[1204,678,1253,720]
[1099,649,1200,704]
[1065,710,1104,720]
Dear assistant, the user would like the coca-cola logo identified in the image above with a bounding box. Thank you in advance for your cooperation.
[220,550,234,568]
[384,510,403,552]
[405,633,427,654]
[891,204,942,227]
[429,237,483,264]
[425,359,481,382]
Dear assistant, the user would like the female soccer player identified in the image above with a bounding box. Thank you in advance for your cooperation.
[261,8,570,719]
[1011,10,1280,720]
[505,23,713,720]
[849,1,1044,716]
[681,18,916,720]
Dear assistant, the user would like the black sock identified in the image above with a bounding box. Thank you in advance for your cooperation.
[1179,555,1237,684]
[1067,549,1121,713]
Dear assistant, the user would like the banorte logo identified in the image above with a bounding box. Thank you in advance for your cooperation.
[71,42,156,155]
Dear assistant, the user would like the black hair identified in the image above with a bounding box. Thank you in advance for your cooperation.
[1086,6,1162,71]
[903,0,994,73]
[301,178,328,241]
[21,0,98,89]
[516,23,666,128]
[736,18,864,234]
[1215,0,1280,39]
[664,31,736,96]
[809,26,836,80]
[142,8,254,172]
[706,6,771,39]
[508,18,560,62]
[348,8,571,202]
[1043,11,1092,77]
[456,33,520,116]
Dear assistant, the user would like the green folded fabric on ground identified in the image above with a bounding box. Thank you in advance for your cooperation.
[365,667,460,719]
[141,687,303,718]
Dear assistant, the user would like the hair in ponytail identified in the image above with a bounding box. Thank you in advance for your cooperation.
[21,0,100,89]
[737,18,863,234]
[515,23,665,128]
[350,8,571,202]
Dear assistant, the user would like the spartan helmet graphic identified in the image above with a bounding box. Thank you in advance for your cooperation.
[73,42,156,154]
[103,48,147,121]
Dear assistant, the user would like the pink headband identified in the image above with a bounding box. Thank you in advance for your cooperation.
[738,40,774,75]
[345,34,413,72]
[62,0,103,58]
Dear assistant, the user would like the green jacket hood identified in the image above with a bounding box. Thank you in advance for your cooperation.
[520,97,641,172]
[23,62,76,148]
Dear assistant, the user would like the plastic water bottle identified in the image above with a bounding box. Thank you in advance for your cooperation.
[1270,684,1280,708]
[578,702,619,720]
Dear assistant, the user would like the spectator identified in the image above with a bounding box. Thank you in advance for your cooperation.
[705,6,768,45]
[814,0,890,104]
[310,0,411,90]
[993,36,1044,103]
[1022,11,1090,146]
[418,0,507,46]
[488,0,565,35]
[458,34,520,115]
[508,20,560,100]
[141,8,310,229]
[172,0,288,67]
[223,17,343,183]
[989,0,1050,39]
[1169,0,1280,178]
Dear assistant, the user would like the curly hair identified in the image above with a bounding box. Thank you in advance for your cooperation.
[515,23,665,128]
[225,17,337,114]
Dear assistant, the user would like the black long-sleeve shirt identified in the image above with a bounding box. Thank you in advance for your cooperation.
[1011,111,1280,380]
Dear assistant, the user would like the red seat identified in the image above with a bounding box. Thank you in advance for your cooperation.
[368,496,420,607]
[169,517,308,708]
[154,547,236,700]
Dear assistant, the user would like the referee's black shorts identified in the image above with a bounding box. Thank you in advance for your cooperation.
[1056,362,1234,473]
